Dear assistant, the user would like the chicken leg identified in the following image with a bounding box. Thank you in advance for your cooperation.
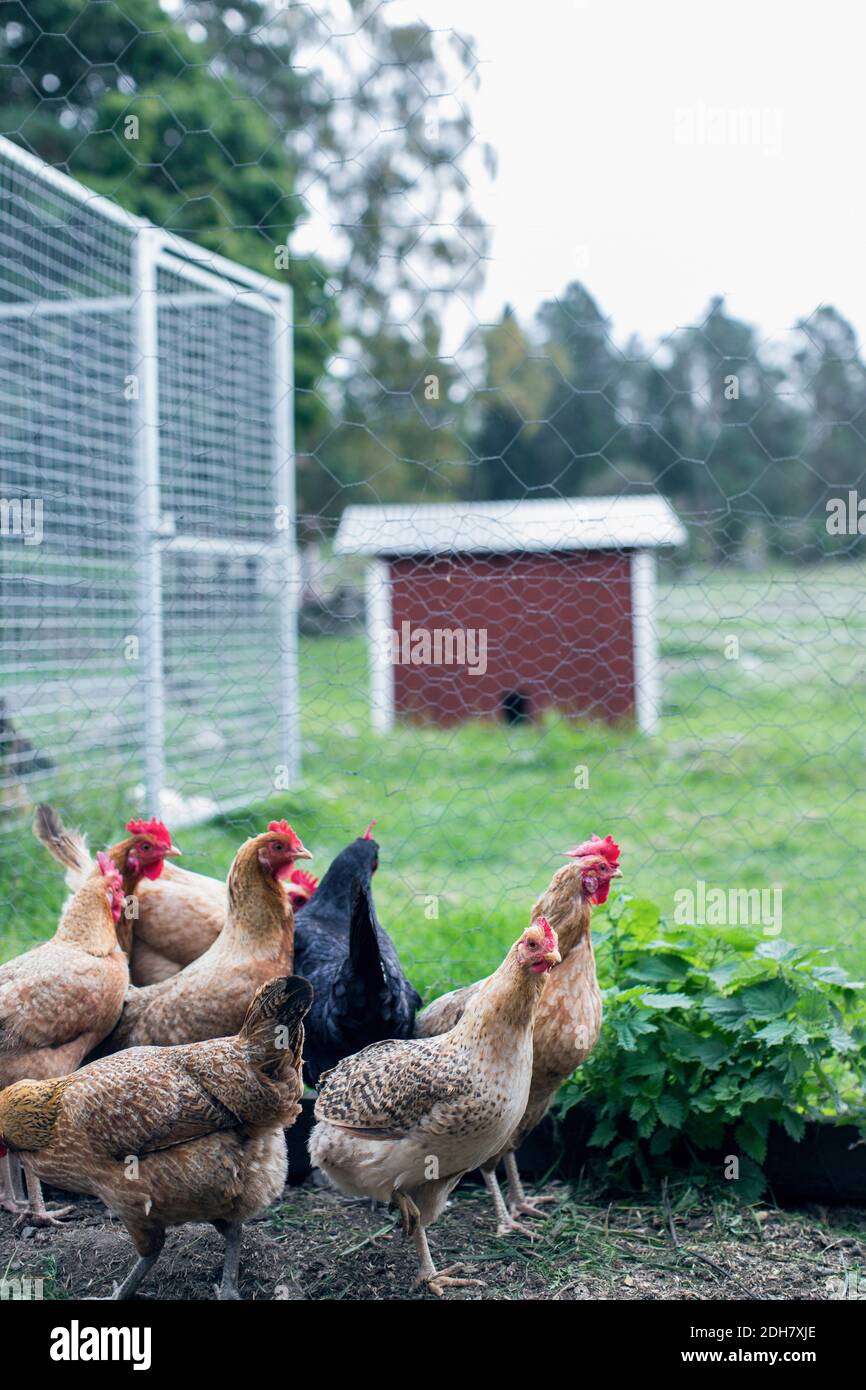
[411,1224,484,1298]
[213,1220,242,1300]
[504,1151,557,1220]
[392,1190,483,1297]
[0,1152,26,1213]
[13,1163,73,1228]
[482,1168,537,1239]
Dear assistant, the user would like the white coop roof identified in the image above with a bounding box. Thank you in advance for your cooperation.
[334,496,687,558]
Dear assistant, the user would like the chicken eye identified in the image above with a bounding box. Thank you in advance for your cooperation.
[140,842,152,852]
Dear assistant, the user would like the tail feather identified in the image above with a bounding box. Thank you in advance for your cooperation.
[348,882,382,976]
[238,975,314,1074]
[32,804,93,889]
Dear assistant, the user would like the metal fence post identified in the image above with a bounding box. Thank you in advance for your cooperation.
[132,226,166,815]
[272,283,301,785]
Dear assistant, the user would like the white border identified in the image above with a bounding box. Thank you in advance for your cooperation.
[631,549,660,734]
[366,560,394,733]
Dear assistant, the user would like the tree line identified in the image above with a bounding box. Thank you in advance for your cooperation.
[2,0,864,562]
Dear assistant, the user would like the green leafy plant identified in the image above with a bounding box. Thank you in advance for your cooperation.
[561,893,866,1199]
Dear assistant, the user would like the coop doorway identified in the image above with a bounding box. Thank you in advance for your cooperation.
[500,690,531,725]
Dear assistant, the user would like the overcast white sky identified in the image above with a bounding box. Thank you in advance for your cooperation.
[388,0,866,351]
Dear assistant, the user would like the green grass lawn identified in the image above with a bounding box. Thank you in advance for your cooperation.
[2,560,865,991]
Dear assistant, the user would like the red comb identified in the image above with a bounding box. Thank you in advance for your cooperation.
[565,834,620,866]
[534,915,557,951]
[96,851,122,887]
[267,819,304,849]
[289,867,318,896]
[126,818,172,849]
[362,819,377,840]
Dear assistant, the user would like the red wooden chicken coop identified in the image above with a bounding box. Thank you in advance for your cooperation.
[334,496,686,735]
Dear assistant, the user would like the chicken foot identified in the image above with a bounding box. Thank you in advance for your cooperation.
[13,1163,74,1228]
[392,1192,483,1297]
[503,1151,557,1220]
[212,1219,242,1301]
[0,1152,26,1213]
[411,1225,484,1298]
[482,1167,538,1239]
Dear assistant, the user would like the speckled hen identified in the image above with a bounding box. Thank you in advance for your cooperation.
[0,975,312,1300]
[309,918,560,1296]
[0,822,180,1224]
[92,822,311,1055]
[414,834,621,1236]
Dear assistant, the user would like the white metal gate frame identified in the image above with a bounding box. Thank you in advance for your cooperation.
[0,136,301,816]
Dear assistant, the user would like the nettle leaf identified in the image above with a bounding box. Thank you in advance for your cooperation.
[703,995,750,1027]
[728,1155,767,1202]
[755,939,805,963]
[708,924,764,951]
[636,1109,658,1140]
[707,958,755,989]
[734,1121,768,1165]
[740,1074,785,1103]
[621,899,661,936]
[630,953,691,984]
[734,978,800,1020]
[588,1117,617,1148]
[649,1125,676,1155]
[753,1019,797,1045]
[656,1094,685,1127]
[813,965,864,989]
[781,1110,807,1142]
[641,992,694,1011]
[827,1024,858,1054]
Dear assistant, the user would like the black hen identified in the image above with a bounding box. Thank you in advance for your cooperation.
[293,828,421,1087]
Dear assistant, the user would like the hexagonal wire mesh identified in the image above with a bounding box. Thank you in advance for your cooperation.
[0,3,863,1005]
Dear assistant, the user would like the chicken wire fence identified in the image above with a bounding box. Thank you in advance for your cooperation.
[0,63,863,998]
[0,137,299,860]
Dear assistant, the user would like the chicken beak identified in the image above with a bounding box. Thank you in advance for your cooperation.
[544,948,562,966]
[611,866,623,878]
[292,846,313,861]
[164,845,183,858]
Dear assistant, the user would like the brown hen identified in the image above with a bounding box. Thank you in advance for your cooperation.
[94,823,311,1054]
[0,975,312,1299]
[34,805,318,984]
[0,823,180,1223]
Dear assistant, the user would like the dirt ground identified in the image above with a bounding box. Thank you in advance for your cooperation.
[3,1178,865,1301]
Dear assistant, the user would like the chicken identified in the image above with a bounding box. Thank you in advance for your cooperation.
[414,834,621,1236]
[93,822,311,1054]
[0,821,180,1224]
[0,974,312,1299]
[34,804,318,984]
[293,822,421,1086]
[308,917,560,1296]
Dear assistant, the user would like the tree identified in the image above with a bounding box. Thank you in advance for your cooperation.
[0,0,490,516]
